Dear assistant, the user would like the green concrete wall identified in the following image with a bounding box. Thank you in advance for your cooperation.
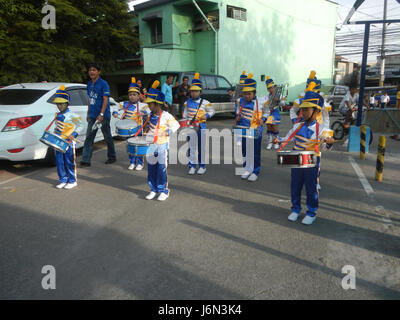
[136,0,337,101]
[217,0,337,100]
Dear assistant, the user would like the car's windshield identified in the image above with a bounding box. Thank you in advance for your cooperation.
[0,89,49,105]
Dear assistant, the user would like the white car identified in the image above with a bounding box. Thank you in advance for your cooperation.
[0,82,123,164]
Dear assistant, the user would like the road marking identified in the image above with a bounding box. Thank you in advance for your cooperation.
[348,156,374,196]
[0,170,40,186]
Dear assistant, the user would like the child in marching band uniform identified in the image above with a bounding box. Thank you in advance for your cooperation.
[113,77,150,171]
[53,85,83,189]
[260,76,286,150]
[235,74,267,182]
[144,81,180,201]
[290,71,331,130]
[274,82,335,225]
[183,72,215,175]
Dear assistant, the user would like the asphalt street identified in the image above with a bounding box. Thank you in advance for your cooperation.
[1,113,400,299]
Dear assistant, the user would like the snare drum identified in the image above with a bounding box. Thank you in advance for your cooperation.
[277,151,317,168]
[40,131,70,153]
[179,119,199,129]
[127,136,157,156]
[232,125,260,139]
[116,119,139,137]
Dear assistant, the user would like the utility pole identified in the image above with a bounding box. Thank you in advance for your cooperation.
[379,0,388,87]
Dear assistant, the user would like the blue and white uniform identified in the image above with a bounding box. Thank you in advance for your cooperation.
[183,98,215,169]
[114,101,150,166]
[146,111,179,195]
[54,108,82,184]
[235,97,266,176]
[279,120,333,217]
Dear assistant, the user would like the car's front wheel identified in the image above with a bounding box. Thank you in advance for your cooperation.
[43,147,56,166]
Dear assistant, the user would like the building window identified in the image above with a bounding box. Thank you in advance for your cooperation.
[150,19,162,44]
[227,5,246,21]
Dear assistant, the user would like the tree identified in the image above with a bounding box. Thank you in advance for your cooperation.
[0,0,139,85]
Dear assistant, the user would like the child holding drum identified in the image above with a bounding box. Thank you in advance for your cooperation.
[183,72,215,175]
[142,80,180,201]
[274,82,335,225]
[52,86,82,189]
[234,74,268,182]
[113,77,150,171]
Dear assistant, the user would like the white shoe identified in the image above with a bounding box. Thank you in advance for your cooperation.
[274,143,280,150]
[241,170,252,179]
[188,167,196,175]
[302,215,316,225]
[128,164,135,170]
[64,182,77,189]
[288,212,300,222]
[145,191,157,200]
[56,182,67,189]
[247,173,258,182]
[197,167,206,175]
[266,143,272,150]
[135,164,144,171]
[157,193,169,201]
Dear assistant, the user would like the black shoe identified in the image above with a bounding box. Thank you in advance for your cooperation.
[80,161,91,167]
[105,158,116,164]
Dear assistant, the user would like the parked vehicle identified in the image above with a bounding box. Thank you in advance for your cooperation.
[154,72,235,116]
[0,82,122,164]
[323,85,349,112]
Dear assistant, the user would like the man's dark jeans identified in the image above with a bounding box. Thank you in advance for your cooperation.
[82,117,116,163]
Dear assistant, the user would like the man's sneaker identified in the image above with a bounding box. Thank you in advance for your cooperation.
[266,143,273,150]
[128,164,135,170]
[80,161,91,167]
[197,167,206,175]
[288,212,300,222]
[105,158,116,164]
[157,193,169,201]
[64,182,77,190]
[273,143,280,150]
[56,182,67,189]
[135,164,144,171]
[247,173,258,182]
[302,215,316,225]
[241,170,252,179]
[145,191,157,200]
[188,167,196,175]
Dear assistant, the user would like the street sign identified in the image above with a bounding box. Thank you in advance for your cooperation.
[365,109,400,135]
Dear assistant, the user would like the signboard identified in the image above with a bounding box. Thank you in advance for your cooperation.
[365,109,400,135]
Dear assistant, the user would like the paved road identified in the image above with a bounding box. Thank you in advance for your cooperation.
[1,113,400,299]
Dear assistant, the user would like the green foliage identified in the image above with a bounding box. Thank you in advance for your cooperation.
[0,0,139,85]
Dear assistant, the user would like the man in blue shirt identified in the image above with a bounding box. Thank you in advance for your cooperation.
[161,74,178,111]
[81,63,116,166]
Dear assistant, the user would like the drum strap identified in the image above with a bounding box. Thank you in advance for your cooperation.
[190,98,203,124]
[134,114,150,137]
[120,102,132,120]
[45,114,57,131]
[295,109,302,124]
[234,100,247,126]
[277,122,305,152]
[153,111,163,144]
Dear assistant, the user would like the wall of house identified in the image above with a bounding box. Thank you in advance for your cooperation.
[217,0,337,100]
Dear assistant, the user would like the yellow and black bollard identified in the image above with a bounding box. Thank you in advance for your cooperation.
[375,136,386,182]
[360,125,367,160]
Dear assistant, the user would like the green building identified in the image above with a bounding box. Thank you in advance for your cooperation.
[108,0,338,101]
